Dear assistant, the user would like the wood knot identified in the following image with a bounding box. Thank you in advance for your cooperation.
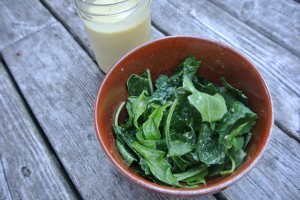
[239,0,255,21]
[87,133,94,141]
[21,166,31,178]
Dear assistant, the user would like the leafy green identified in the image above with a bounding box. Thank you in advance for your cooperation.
[112,56,258,188]
[127,69,153,96]
[195,124,225,165]
[221,77,247,105]
[184,76,227,122]
[116,139,136,165]
[128,90,148,128]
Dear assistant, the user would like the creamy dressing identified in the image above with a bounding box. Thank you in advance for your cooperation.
[82,0,151,72]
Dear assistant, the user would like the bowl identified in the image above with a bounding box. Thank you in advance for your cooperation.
[94,36,273,197]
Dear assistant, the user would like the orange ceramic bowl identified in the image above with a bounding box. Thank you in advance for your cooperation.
[94,36,273,197]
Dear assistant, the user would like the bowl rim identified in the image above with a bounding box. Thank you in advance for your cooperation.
[94,36,273,197]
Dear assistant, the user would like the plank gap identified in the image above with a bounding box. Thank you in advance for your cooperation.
[151,20,171,36]
[209,0,300,58]
[0,54,83,200]
[39,0,106,76]
[275,120,300,144]
[213,192,228,200]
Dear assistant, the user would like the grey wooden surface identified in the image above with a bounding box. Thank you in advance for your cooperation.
[0,0,299,199]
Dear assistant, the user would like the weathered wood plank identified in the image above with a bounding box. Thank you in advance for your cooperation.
[151,0,300,140]
[210,0,300,57]
[1,22,215,200]
[221,126,300,199]
[0,156,13,200]
[0,62,78,200]
[40,0,164,62]
[0,0,55,50]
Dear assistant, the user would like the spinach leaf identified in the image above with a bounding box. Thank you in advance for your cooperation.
[113,57,258,187]
[164,99,178,149]
[172,156,190,172]
[155,75,168,88]
[127,69,153,96]
[221,77,248,105]
[216,89,257,137]
[178,56,201,78]
[132,142,179,186]
[184,76,227,122]
[168,140,194,157]
[116,139,136,165]
[142,118,160,140]
[128,90,148,128]
[142,103,171,140]
[136,130,167,151]
[183,169,208,186]
[195,124,225,165]
[225,123,248,151]
[174,165,207,181]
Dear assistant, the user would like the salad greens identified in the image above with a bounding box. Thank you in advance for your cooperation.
[113,56,257,188]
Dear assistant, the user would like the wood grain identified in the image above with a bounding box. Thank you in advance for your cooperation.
[164,0,300,96]
[40,0,164,63]
[0,156,13,200]
[221,126,300,199]
[0,62,78,200]
[210,0,300,57]
[151,0,300,141]
[0,0,55,50]
[1,22,215,200]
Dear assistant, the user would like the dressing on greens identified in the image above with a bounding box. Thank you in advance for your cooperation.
[113,56,257,188]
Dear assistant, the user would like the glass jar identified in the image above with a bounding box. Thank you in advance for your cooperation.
[75,0,152,73]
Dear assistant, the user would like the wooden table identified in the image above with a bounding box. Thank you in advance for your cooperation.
[1,0,299,199]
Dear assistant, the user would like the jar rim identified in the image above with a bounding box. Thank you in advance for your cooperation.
[75,0,142,7]
[75,0,149,17]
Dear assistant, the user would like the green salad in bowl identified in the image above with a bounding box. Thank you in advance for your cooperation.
[112,56,257,188]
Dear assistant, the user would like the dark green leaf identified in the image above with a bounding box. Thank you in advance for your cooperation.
[196,124,225,165]
[128,90,148,128]
[221,77,248,105]
[116,139,136,165]
[155,75,168,88]
[168,140,194,157]
[182,168,208,186]
[172,156,190,172]
[127,69,153,96]
[174,165,207,181]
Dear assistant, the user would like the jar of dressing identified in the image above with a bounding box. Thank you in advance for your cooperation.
[75,0,152,73]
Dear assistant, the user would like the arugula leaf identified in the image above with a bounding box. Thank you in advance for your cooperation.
[127,69,153,96]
